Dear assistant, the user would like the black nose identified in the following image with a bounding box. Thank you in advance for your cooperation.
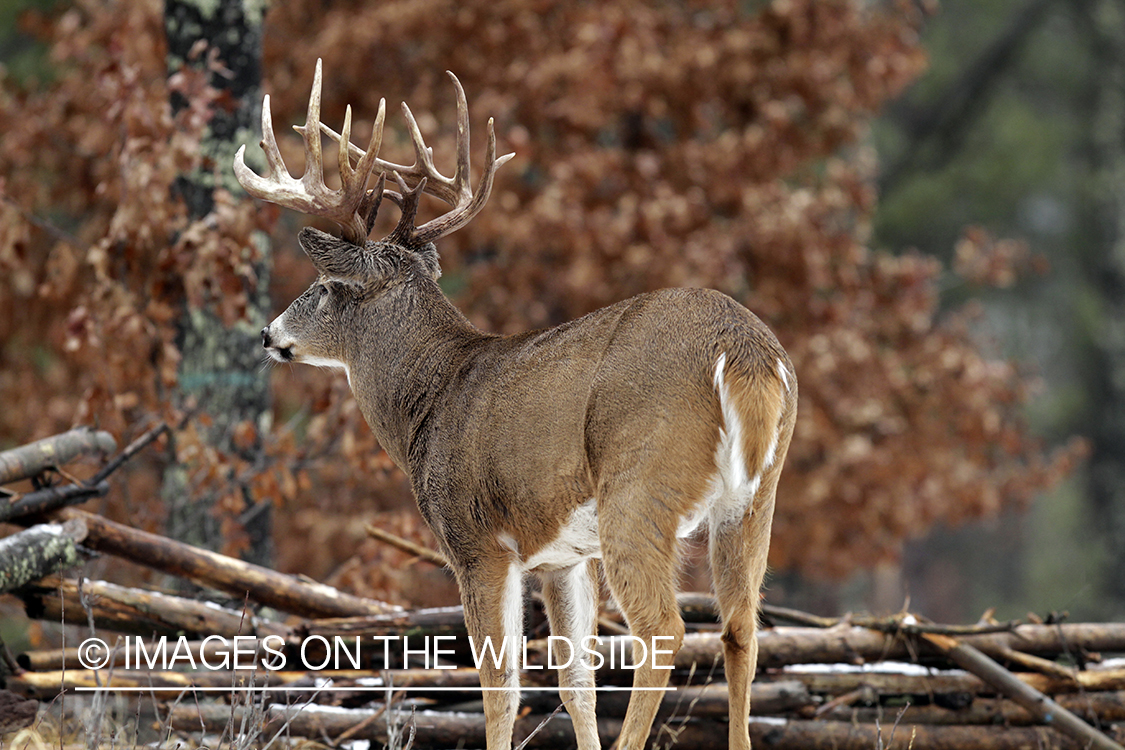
[261,327,271,348]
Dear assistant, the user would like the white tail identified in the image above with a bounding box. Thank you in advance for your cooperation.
[237,61,797,750]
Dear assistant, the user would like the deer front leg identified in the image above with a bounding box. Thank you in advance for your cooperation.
[539,559,601,750]
[459,558,525,750]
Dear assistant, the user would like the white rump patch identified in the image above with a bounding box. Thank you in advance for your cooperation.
[695,352,762,534]
[712,352,750,490]
[777,357,791,394]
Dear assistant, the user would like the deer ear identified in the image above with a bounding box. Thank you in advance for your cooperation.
[298,226,369,282]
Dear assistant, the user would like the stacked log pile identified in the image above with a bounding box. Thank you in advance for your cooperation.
[2,429,1124,749]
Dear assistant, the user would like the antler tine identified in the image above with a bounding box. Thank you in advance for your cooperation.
[386,172,428,246]
[361,171,387,237]
[412,115,514,245]
[314,71,513,247]
[233,92,295,203]
[233,59,386,246]
[293,59,327,195]
[258,95,288,180]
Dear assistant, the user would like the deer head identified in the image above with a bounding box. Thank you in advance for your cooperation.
[234,60,513,370]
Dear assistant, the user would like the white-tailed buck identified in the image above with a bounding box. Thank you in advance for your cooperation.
[236,60,797,750]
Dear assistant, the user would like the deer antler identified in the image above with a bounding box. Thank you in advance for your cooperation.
[233,59,385,246]
[320,71,515,247]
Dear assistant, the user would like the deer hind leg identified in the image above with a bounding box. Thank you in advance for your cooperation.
[599,495,685,750]
[459,558,524,750]
[710,468,782,750]
[540,559,601,750]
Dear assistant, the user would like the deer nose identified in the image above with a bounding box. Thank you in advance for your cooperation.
[261,327,272,348]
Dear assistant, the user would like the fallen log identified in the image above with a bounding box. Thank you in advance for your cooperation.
[920,632,1124,750]
[298,606,469,640]
[592,680,815,718]
[302,617,1125,670]
[0,520,86,593]
[40,509,397,618]
[0,481,110,524]
[6,668,370,700]
[739,717,1123,750]
[688,624,1125,670]
[0,428,116,485]
[163,702,553,749]
[18,575,288,639]
[259,673,816,719]
[161,702,635,749]
[814,690,1125,726]
[364,523,447,566]
[527,626,1125,676]
[19,635,290,672]
[770,665,1125,698]
[163,702,1124,749]
[12,659,812,719]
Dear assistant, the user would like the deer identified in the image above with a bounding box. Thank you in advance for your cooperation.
[235,60,797,750]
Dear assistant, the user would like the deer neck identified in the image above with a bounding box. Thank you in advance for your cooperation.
[343,276,485,473]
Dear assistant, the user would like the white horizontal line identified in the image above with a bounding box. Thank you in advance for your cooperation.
[73,686,675,693]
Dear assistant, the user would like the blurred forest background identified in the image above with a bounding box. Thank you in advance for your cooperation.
[0,0,1117,639]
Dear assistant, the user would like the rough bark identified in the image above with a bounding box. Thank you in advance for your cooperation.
[586,624,1125,672]
[816,690,1125,726]
[0,521,85,593]
[770,666,1125,698]
[921,632,1125,750]
[6,668,371,701]
[0,428,116,485]
[17,575,288,639]
[161,0,272,564]
[18,637,290,673]
[1084,0,1125,613]
[0,481,109,523]
[163,703,1124,750]
[44,508,396,617]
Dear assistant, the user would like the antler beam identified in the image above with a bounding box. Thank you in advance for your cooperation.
[236,63,513,249]
[233,59,385,246]
[319,71,515,247]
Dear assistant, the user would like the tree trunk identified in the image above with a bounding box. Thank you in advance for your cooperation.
[162,0,272,564]
[1083,0,1125,613]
